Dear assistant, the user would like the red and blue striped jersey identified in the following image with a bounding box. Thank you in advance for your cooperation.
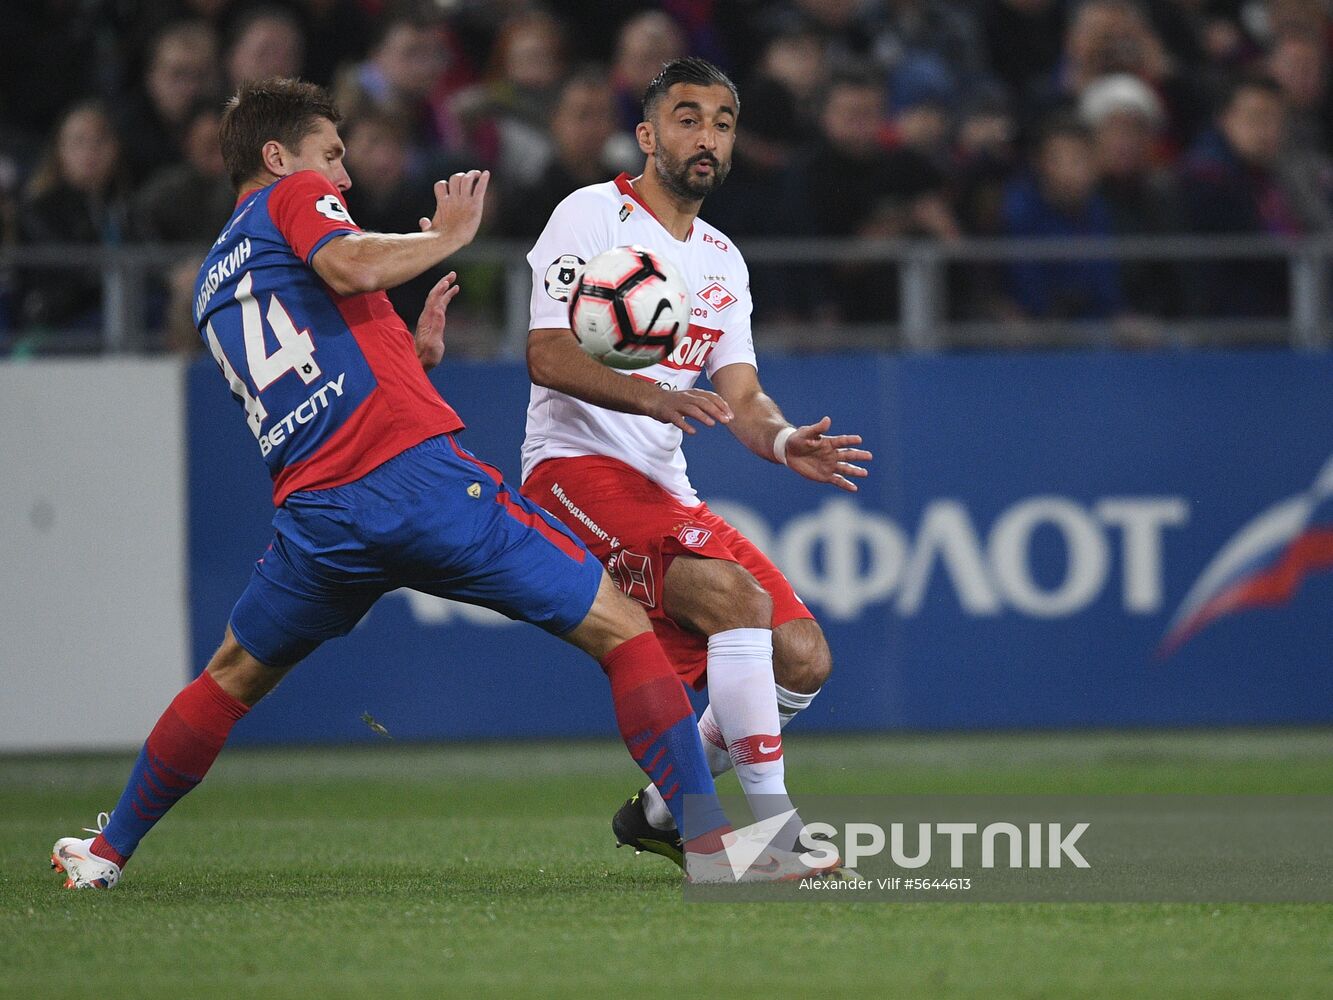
[195,170,463,505]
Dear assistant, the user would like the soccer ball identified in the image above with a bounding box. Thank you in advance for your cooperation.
[568,245,688,370]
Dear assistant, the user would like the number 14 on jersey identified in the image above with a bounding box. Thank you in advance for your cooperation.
[205,271,322,439]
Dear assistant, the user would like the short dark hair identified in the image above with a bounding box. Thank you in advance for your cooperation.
[641,57,739,122]
[219,76,341,188]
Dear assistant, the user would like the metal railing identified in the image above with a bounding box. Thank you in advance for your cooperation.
[2,234,1330,355]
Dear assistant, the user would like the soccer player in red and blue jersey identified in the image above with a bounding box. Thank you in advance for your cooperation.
[48,77,771,888]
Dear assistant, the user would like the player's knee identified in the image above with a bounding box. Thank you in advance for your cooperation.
[205,629,289,706]
[601,585,652,639]
[735,578,773,631]
[568,574,655,660]
[774,619,832,694]
[694,561,771,632]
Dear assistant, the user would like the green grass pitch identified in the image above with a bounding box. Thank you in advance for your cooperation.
[3,730,1331,999]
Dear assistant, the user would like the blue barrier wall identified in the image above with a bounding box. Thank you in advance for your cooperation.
[188,352,1333,745]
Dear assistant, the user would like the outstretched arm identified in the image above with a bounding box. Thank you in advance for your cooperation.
[527,327,734,434]
[710,362,871,492]
[312,171,490,296]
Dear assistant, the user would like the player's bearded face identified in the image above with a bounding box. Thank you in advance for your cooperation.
[654,140,731,200]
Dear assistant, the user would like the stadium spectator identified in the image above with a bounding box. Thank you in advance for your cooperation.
[951,88,1020,320]
[132,103,233,243]
[224,6,305,89]
[1181,76,1308,317]
[874,0,992,111]
[751,25,829,143]
[452,11,569,189]
[953,88,1018,236]
[499,72,628,239]
[1080,74,1184,317]
[891,73,957,170]
[481,10,568,130]
[16,102,129,340]
[1001,118,1123,322]
[792,67,957,241]
[115,20,221,182]
[788,66,959,324]
[341,111,424,236]
[610,11,687,132]
[1063,0,1174,95]
[1268,32,1333,159]
[334,11,477,176]
[1056,0,1210,142]
[1271,40,1333,237]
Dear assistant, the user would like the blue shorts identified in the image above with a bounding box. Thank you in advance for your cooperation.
[229,434,604,667]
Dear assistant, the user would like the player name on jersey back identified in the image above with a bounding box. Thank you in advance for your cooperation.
[522,173,757,505]
[196,170,462,506]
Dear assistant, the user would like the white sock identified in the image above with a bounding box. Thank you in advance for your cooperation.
[704,628,785,796]
[775,683,818,729]
[706,627,807,851]
[642,683,821,831]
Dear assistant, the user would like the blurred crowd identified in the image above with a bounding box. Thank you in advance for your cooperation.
[2,0,1332,353]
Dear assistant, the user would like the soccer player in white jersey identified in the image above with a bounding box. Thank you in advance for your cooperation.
[518,57,872,866]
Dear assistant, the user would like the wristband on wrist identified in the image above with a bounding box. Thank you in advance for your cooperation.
[773,425,797,465]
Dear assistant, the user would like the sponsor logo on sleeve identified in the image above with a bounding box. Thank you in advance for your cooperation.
[544,254,585,301]
[314,194,353,224]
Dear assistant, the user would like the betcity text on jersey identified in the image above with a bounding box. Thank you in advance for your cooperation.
[258,372,347,456]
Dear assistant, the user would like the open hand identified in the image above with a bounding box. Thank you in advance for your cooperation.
[414,271,459,371]
[420,170,490,248]
[784,416,872,492]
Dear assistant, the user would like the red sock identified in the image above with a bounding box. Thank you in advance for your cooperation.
[600,633,730,844]
[93,671,249,866]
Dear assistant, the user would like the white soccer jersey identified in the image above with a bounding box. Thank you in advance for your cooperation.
[522,172,756,505]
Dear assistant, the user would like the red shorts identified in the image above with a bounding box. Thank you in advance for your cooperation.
[521,455,813,688]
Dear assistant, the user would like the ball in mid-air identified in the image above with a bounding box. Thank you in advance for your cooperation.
[568,245,688,370]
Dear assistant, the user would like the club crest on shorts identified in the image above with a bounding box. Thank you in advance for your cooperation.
[607,549,655,607]
[544,254,585,301]
[678,525,712,548]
